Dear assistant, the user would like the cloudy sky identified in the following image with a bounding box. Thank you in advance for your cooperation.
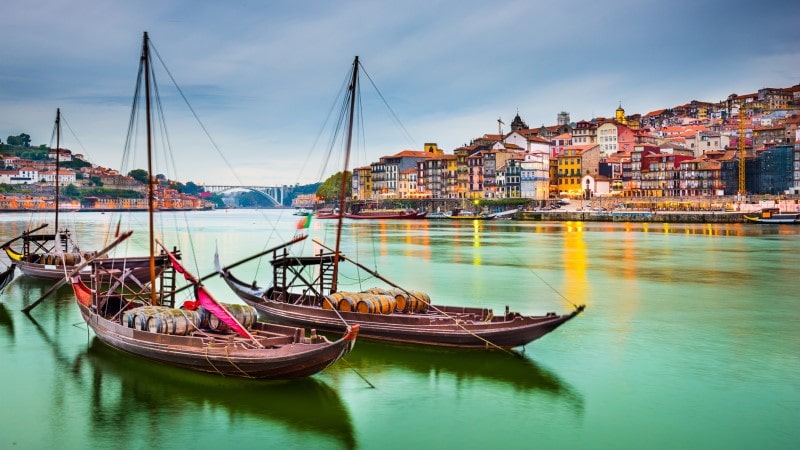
[1,0,798,186]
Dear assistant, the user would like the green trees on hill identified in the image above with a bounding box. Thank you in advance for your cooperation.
[5,134,31,147]
[316,171,350,201]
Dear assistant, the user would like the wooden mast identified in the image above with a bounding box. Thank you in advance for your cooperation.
[142,31,157,305]
[54,108,61,235]
[331,56,358,293]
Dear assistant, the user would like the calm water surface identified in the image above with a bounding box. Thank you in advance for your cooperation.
[1,210,798,449]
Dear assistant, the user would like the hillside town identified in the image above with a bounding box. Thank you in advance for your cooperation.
[0,148,208,211]
[343,85,800,204]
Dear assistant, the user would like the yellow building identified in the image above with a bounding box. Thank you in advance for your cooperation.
[556,144,600,197]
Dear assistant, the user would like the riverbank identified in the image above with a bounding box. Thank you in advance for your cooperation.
[517,210,745,223]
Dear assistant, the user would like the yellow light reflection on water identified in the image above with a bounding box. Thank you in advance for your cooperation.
[562,221,588,310]
[473,220,482,265]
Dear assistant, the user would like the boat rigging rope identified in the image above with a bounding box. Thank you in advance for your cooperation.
[313,239,514,354]
[503,248,581,310]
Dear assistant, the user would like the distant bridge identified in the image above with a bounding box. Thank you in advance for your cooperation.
[203,185,286,206]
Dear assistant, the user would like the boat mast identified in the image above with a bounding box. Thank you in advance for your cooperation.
[331,55,358,293]
[142,31,157,305]
[54,108,61,234]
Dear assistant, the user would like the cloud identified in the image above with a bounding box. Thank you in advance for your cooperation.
[2,0,798,186]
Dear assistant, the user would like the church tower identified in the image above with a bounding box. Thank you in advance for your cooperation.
[557,111,570,126]
[510,112,528,131]
[424,143,442,155]
[615,103,628,125]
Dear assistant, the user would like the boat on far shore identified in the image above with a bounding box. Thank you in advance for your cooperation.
[744,207,800,224]
[344,208,426,220]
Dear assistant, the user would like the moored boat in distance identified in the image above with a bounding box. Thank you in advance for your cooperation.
[344,209,426,219]
[744,207,800,224]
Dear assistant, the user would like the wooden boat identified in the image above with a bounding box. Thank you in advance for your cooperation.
[219,56,584,350]
[344,201,426,219]
[73,238,357,379]
[344,209,426,219]
[1,109,158,283]
[744,207,800,224]
[314,208,340,219]
[424,208,496,221]
[67,32,358,380]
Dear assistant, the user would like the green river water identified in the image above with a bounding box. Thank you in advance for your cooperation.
[0,210,797,449]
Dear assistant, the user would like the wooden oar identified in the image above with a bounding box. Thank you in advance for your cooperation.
[22,231,134,314]
[0,223,49,249]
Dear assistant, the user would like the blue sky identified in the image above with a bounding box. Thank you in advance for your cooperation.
[1,0,798,185]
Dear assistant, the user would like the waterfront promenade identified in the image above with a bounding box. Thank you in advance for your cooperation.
[516,197,799,223]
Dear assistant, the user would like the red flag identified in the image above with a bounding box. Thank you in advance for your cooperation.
[195,285,254,339]
[157,240,261,346]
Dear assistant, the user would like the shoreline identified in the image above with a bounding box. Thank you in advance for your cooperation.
[516,210,746,223]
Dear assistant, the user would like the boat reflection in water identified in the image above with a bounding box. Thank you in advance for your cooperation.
[342,340,584,413]
[18,297,356,449]
[0,303,13,341]
[81,339,357,449]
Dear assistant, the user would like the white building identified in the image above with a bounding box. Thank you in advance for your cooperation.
[520,150,550,200]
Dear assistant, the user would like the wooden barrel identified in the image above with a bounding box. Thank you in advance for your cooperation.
[356,294,396,314]
[365,287,390,296]
[322,295,337,310]
[206,303,258,332]
[390,288,409,312]
[145,309,202,335]
[336,293,359,312]
[323,292,346,310]
[63,253,77,266]
[407,290,430,313]
[355,294,379,314]
[394,290,430,313]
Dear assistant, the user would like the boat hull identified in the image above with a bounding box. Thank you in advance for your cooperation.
[344,211,427,220]
[11,253,165,282]
[78,303,357,379]
[225,281,582,349]
[744,214,800,224]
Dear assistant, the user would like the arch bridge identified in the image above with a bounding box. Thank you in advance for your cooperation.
[203,185,286,206]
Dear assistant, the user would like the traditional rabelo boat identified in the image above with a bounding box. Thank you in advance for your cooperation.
[744,207,800,224]
[63,32,358,379]
[1,109,156,282]
[219,56,584,350]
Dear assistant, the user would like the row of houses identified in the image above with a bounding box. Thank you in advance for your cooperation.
[351,85,800,200]
[1,149,207,209]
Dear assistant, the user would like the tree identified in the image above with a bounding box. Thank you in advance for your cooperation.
[183,181,202,196]
[128,169,149,185]
[316,171,351,201]
[62,184,81,199]
[5,133,31,147]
